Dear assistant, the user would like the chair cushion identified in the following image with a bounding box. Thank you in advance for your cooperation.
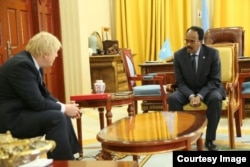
[217,47,233,82]
[242,82,250,94]
[183,97,228,110]
[133,85,167,96]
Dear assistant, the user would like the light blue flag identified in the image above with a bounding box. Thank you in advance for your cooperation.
[159,38,173,61]
[202,0,209,32]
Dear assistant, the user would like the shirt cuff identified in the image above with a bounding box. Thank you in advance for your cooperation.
[197,94,203,100]
[189,94,195,100]
[57,102,65,113]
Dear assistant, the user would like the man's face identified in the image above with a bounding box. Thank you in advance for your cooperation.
[184,30,201,54]
[42,52,58,67]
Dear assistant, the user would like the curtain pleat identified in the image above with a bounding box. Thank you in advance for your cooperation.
[115,0,250,75]
[213,0,250,57]
[115,0,191,73]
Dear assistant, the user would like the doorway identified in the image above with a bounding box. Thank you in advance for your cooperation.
[0,0,65,102]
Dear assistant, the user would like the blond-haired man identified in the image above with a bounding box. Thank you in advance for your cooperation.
[0,31,81,160]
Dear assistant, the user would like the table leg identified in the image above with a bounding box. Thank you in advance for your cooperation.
[132,155,139,163]
[105,100,112,126]
[196,135,203,151]
[186,140,191,150]
[98,108,105,129]
[97,144,113,160]
[76,117,83,157]
[100,151,113,160]
[127,103,135,116]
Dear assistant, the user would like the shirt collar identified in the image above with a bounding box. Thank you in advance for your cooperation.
[191,46,201,56]
[31,56,40,70]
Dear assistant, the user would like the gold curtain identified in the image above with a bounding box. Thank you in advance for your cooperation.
[212,0,250,56]
[115,0,191,73]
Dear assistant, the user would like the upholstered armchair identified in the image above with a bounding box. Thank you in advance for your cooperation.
[239,73,250,119]
[168,43,241,149]
[204,27,250,121]
[121,48,168,114]
[204,26,245,57]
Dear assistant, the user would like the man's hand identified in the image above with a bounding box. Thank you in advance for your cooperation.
[190,96,201,107]
[65,102,81,118]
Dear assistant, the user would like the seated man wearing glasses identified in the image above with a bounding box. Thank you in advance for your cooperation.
[168,26,226,151]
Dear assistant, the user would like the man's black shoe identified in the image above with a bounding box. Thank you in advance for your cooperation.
[205,140,218,151]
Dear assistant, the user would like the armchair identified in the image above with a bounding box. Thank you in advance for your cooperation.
[169,43,241,149]
[204,26,245,57]
[239,74,250,119]
[121,48,168,113]
[204,27,250,120]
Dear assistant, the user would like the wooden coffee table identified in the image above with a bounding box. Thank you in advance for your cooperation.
[97,111,207,162]
[50,160,138,167]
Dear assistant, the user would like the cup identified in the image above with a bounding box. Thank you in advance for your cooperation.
[94,80,106,94]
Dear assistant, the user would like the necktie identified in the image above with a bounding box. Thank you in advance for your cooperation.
[38,68,43,85]
[191,54,197,73]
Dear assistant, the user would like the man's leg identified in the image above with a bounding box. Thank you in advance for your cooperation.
[65,116,82,154]
[11,110,80,160]
[204,90,223,151]
[168,90,189,111]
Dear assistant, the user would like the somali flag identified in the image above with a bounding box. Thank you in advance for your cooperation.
[201,0,209,32]
[159,38,173,61]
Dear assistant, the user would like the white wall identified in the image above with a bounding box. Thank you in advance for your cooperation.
[59,0,114,101]
[85,0,114,36]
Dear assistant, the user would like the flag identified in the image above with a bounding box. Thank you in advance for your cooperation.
[201,0,209,32]
[159,38,173,61]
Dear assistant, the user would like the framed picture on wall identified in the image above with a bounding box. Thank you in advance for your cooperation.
[102,27,112,41]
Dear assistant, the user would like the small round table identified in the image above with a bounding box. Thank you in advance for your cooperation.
[70,93,135,157]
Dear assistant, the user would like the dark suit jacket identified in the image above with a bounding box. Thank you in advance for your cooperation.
[0,51,61,132]
[173,44,226,99]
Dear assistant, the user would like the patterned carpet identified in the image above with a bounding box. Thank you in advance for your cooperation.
[72,105,250,167]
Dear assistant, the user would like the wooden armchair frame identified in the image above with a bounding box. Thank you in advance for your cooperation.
[121,48,168,113]
[239,71,250,119]
[204,26,245,57]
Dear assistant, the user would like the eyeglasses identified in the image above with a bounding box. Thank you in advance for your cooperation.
[184,39,199,44]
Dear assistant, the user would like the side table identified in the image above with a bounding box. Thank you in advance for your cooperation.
[70,93,135,157]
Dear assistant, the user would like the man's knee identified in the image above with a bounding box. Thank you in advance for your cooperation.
[205,90,223,103]
[45,110,67,125]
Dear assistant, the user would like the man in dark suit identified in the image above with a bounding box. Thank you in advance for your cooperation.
[168,26,226,151]
[0,31,81,159]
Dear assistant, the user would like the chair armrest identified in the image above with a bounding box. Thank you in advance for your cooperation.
[225,74,240,108]
[226,74,239,93]
[147,73,157,76]
[166,84,177,93]
[130,75,165,82]
[129,75,166,89]
[143,75,154,80]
